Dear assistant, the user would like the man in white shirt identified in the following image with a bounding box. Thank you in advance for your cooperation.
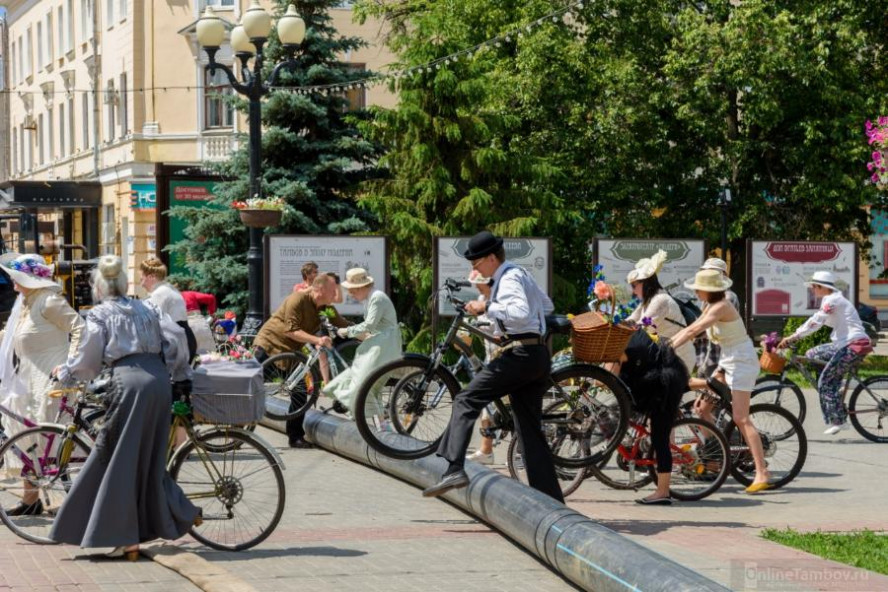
[423,231,563,502]
[139,258,195,360]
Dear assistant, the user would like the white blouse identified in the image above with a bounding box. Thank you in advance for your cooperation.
[791,291,869,348]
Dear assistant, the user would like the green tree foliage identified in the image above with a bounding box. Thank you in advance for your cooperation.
[355,0,888,340]
[168,0,381,313]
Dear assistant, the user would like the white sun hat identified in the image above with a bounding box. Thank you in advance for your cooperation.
[0,254,60,290]
[684,269,733,292]
[341,267,374,289]
[627,249,668,284]
[700,257,728,274]
[805,271,839,291]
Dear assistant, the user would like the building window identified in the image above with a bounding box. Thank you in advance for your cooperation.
[338,64,367,112]
[38,114,44,165]
[102,204,115,255]
[120,0,128,21]
[57,7,64,58]
[67,0,75,51]
[25,28,32,78]
[81,0,93,41]
[10,44,16,86]
[59,103,66,157]
[12,129,18,174]
[106,0,114,28]
[37,23,44,70]
[106,80,116,141]
[119,73,128,136]
[47,105,54,161]
[204,69,234,129]
[68,96,76,154]
[46,13,53,64]
[82,94,91,149]
[203,0,235,8]
[25,124,32,170]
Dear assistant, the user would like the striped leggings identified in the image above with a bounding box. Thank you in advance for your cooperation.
[805,343,864,425]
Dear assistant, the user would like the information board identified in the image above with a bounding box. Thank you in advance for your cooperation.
[594,239,707,301]
[266,236,388,317]
[748,241,857,316]
[434,237,551,316]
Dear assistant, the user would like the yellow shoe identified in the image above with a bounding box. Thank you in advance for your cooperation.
[745,482,773,494]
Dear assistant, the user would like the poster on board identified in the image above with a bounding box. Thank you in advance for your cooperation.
[434,237,551,316]
[748,241,857,317]
[266,236,388,317]
[594,239,707,301]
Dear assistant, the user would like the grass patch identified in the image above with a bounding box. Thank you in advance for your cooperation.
[761,528,888,576]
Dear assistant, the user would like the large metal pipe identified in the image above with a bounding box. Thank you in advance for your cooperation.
[261,408,729,592]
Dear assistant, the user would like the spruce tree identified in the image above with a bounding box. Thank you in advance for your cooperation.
[168,0,381,315]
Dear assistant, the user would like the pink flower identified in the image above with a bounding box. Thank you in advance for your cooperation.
[593,281,613,301]
[879,116,888,127]
[874,152,882,164]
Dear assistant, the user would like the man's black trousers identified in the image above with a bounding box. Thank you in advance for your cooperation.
[436,344,565,503]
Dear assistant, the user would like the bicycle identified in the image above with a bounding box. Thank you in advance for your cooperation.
[0,380,286,551]
[682,384,807,489]
[588,413,731,501]
[260,316,357,421]
[351,279,632,470]
[756,346,888,442]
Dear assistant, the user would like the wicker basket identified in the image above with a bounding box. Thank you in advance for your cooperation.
[759,350,786,374]
[191,360,265,425]
[570,311,635,363]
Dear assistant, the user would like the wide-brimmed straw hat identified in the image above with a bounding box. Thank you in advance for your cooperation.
[700,257,728,274]
[0,254,60,290]
[685,269,733,292]
[341,267,374,289]
[805,270,839,291]
[627,249,668,284]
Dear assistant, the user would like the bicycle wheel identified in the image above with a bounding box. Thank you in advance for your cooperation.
[168,428,285,551]
[586,425,655,491]
[354,357,461,460]
[751,381,806,427]
[655,417,730,501]
[543,363,631,468]
[0,425,92,544]
[848,377,888,443]
[506,400,588,498]
[262,352,321,421]
[725,403,807,488]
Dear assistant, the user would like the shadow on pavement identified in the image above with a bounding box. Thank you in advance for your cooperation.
[198,546,368,559]
[599,519,748,536]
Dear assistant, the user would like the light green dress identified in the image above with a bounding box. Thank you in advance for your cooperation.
[324,289,402,414]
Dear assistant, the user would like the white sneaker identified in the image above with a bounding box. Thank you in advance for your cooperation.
[466,450,495,465]
[823,422,850,436]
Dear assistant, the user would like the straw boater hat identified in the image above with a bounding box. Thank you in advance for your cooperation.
[341,268,374,289]
[684,269,733,292]
[0,254,60,290]
[700,258,728,274]
[805,271,839,292]
[626,249,668,284]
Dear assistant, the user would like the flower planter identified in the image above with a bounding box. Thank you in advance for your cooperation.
[239,209,282,228]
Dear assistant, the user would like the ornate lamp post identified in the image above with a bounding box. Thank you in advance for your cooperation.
[196,2,306,335]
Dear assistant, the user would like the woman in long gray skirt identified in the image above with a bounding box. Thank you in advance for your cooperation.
[50,255,199,560]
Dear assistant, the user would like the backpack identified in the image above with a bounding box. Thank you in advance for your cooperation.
[664,294,701,328]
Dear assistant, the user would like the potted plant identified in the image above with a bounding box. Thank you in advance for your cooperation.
[231,196,285,228]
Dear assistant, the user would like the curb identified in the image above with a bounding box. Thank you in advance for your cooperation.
[142,544,258,592]
[261,409,731,592]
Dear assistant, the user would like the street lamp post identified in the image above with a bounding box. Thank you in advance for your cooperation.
[196,2,306,336]
[719,187,732,260]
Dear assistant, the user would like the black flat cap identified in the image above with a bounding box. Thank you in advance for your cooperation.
[463,230,504,260]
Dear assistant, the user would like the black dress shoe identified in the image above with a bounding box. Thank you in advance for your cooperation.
[331,400,349,415]
[5,499,43,516]
[422,470,469,498]
[288,439,315,449]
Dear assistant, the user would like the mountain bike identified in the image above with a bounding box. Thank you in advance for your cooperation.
[757,346,888,442]
[351,279,632,469]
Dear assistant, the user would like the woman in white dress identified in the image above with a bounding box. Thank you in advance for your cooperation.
[0,254,84,515]
[671,269,772,493]
[323,268,402,415]
[625,249,696,372]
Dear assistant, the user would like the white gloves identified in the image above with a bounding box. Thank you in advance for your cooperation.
[336,328,349,339]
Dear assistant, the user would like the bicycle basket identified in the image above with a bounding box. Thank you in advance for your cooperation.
[191,359,265,425]
[759,350,786,374]
[570,311,634,363]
